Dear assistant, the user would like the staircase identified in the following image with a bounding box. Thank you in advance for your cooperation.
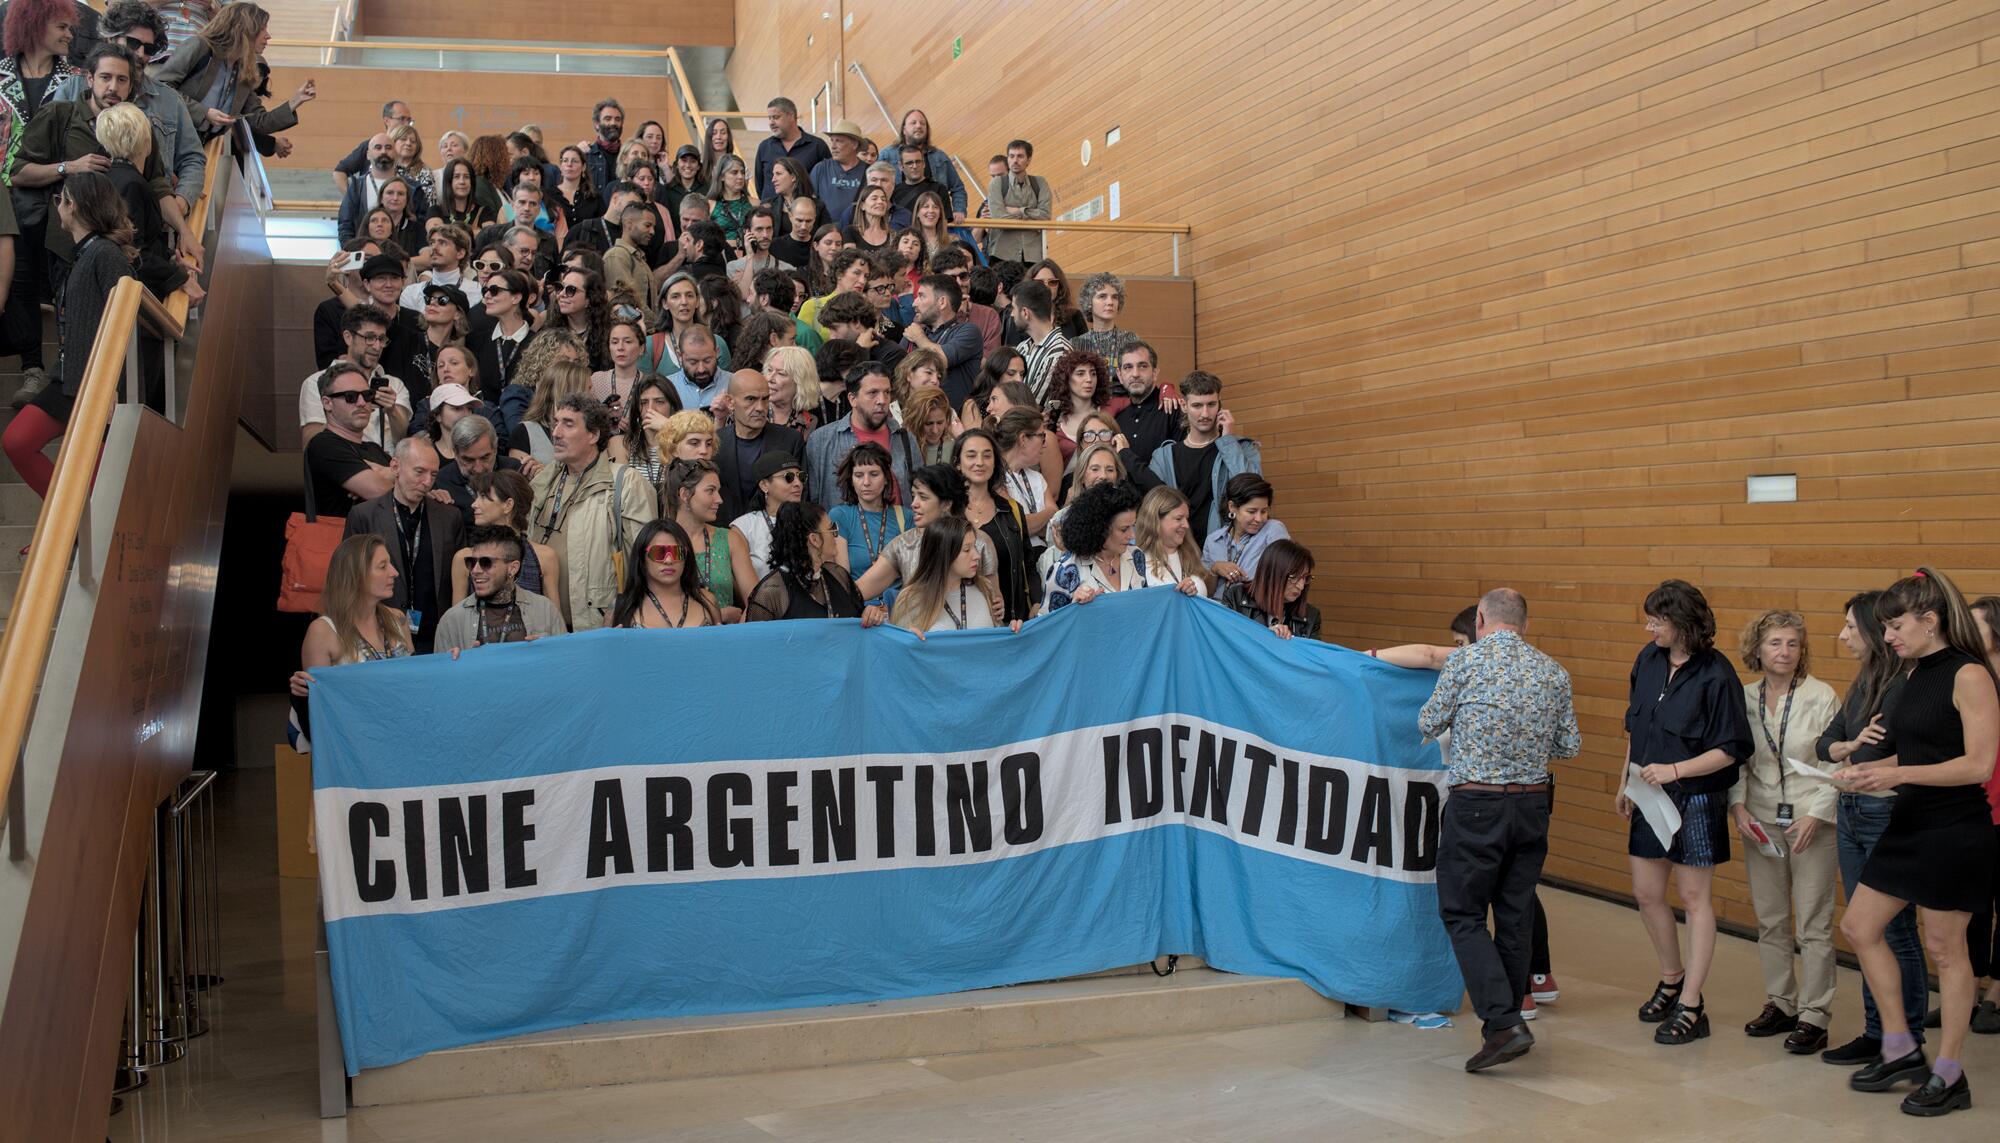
[0,316,62,635]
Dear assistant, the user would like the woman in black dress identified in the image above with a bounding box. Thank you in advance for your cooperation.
[745,501,872,623]
[1837,567,1998,1116]
[1617,579,1755,1047]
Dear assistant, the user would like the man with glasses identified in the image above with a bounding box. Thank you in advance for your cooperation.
[334,99,413,196]
[435,524,565,652]
[299,302,410,448]
[304,359,394,516]
[820,290,904,372]
[48,2,205,230]
[344,435,464,654]
[902,274,981,408]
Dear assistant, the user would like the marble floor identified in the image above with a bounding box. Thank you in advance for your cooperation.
[109,768,1998,1142]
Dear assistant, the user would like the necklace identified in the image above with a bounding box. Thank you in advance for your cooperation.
[645,586,692,628]
[1094,553,1121,590]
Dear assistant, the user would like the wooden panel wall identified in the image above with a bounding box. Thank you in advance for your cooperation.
[358,0,734,46]
[264,67,691,180]
[742,0,2000,926]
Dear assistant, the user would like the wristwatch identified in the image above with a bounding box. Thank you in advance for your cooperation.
[56,161,65,177]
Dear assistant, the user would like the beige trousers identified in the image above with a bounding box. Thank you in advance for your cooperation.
[1743,826,1840,1026]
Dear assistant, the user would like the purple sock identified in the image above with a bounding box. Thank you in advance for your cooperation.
[1935,1059,1963,1084]
[1883,1032,1917,1059]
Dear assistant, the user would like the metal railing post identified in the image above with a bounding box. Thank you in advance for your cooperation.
[124,336,141,405]
[1173,235,1181,277]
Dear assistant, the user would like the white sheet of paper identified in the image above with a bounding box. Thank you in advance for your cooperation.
[1623,767,1681,851]
[1786,755,1893,799]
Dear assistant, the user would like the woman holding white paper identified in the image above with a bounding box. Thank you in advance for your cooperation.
[1729,610,1841,1054]
[1836,568,1998,1117]
[1617,579,1756,1047]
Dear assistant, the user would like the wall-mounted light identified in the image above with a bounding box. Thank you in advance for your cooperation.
[1746,474,1797,503]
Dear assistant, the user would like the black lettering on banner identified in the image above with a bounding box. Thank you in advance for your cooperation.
[1240,745,1276,837]
[945,760,992,854]
[1305,765,1349,856]
[438,795,489,897]
[1169,723,1192,813]
[1101,736,1122,825]
[349,802,395,903]
[1277,758,1301,845]
[768,771,801,867]
[708,772,755,868]
[644,776,694,872]
[1126,727,1164,820]
[501,789,538,888]
[1000,753,1044,844]
[864,766,902,859]
[587,779,634,878]
[811,768,857,863]
[1189,731,1235,826]
[915,766,937,857]
[401,799,430,901]
[1403,781,1440,872]
[1351,775,1396,868]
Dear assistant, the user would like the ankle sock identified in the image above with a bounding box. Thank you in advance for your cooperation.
[1883,1032,1917,1059]
[1935,1058,1963,1085]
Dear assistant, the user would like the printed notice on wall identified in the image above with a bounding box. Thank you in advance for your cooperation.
[1110,181,1121,220]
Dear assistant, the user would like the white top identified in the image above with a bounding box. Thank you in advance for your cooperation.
[1004,467,1049,536]
[732,510,777,581]
[298,366,412,450]
[1121,548,1209,596]
[399,271,479,314]
[925,584,997,631]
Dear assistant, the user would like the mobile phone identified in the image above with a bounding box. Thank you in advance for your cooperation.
[337,251,365,272]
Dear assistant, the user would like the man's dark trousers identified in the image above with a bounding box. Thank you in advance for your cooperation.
[1436,787,1550,1035]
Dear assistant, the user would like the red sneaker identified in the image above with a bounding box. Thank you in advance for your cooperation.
[1531,974,1559,1003]
[1520,993,1538,1021]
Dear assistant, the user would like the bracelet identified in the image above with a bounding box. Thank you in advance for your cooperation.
[1671,764,1680,780]
[1366,649,1378,658]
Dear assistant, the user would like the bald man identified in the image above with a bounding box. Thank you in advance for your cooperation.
[715,367,807,521]
[342,436,465,653]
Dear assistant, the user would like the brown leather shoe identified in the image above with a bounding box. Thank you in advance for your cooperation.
[1745,1002,1798,1037]
[1784,1021,1828,1054]
[1465,1024,1535,1072]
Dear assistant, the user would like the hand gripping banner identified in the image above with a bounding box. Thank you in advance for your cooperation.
[311,589,1461,1073]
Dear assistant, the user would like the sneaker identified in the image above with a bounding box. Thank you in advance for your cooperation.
[1520,993,1537,1021]
[9,366,48,409]
[1531,974,1559,1003]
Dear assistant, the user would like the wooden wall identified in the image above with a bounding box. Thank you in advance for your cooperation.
[739,0,2000,927]
[264,67,692,182]
[358,0,734,46]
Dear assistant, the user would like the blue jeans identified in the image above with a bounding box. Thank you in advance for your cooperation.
[1836,793,1927,1040]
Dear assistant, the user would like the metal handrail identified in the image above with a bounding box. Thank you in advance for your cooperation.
[846,61,986,208]
[268,37,672,59]
[0,134,226,820]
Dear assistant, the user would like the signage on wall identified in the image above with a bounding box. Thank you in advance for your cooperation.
[953,36,962,59]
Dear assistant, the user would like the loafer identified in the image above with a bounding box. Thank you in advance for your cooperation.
[1744,1002,1798,1038]
[1852,1048,1931,1092]
[1972,1000,2000,1035]
[1822,1034,1880,1065]
[1784,1022,1828,1055]
[1901,1071,1971,1117]
[1465,1024,1534,1073]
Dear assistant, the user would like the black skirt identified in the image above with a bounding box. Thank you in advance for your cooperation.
[1860,799,1997,913]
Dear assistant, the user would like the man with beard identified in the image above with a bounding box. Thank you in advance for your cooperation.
[434,524,566,652]
[666,324,728,414]
[881,109,967,221]
[902,274,981,408]
[1147,371,1261,538]
[580,98,624,190]
[805,361,918,510]
[298,301,412,449]
[331,99,411,195]
[335,131,396,243]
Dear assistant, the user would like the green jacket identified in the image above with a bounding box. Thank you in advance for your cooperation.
[14,98,173,257]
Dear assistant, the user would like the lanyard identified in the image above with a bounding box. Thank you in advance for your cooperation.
[537,468,573,542]
[858,507,890,566]
[941,582,969,630]
[393,504,425,573]
[1007,469,1037,510]
[645,587,691,628]
[694,524,719,589]
[1758,677,1798,801]
[474,597,520,645]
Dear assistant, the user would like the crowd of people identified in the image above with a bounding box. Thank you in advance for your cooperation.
[274,65,2000,1123]
[1,1,312,502]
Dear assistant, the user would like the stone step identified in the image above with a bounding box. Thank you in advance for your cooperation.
[0,482,43,525]
[0,525,32,573]
[349,966,1346,1108]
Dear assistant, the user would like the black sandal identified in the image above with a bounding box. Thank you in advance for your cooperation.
[1637,977,1685,1023]
[1655,1000,1710,1045]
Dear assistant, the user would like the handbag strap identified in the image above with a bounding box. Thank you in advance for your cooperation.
[610,462,627,551]
[302,446,319,522]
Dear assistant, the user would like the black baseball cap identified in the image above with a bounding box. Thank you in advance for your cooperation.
[422,283,467,309]
[674,144,701,161]
[360,254,406,280]
[752,451,802,482]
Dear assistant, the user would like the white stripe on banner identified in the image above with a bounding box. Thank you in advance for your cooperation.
[318,713,1446,921]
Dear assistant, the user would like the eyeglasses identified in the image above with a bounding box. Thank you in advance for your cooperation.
[865,283,894,296]
[462,555,508,571]
[645,543,682,564]
[1286,573,1313,587]
[1080,429,1114,443]
[326,389,371,404]
[351,331,387,344]
[557,283,583,298]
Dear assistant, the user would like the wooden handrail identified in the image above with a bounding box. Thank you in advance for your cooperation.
[268,38,673,58]
[0,134,223,817]
[268,198,1189,235]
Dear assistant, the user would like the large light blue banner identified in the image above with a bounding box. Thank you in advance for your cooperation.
[312,589,1459,1074]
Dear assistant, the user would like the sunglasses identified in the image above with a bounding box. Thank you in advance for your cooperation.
[462,555,510,571]
[646,543,682,564]
[327,389,371,404]
[481,285,511,297]
[770,471,801,483]
[473,260,506,273]
[118,35,161,59]
[557,283,583,297]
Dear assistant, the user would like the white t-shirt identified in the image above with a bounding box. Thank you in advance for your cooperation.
[399,272,479,314]
[298,367,411,450]
[925,583,997,631]
[1004,467,1048,536]
[1122,548,1209,596]
[732,510,777,581]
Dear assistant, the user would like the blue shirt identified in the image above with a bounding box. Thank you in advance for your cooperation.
[1201,518,1292,577]
[1417,630,1582,786]
[811,157,867,230]
[828,503,911,577]
[668,369,728,413]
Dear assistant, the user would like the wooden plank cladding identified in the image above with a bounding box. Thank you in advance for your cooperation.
[736,0,2000,924]
[358,0,734,46]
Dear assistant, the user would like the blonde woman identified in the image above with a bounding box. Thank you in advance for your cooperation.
[95,103,195,302]
[508,358,592,469]
[762,345,817,433]
[902,386,957,466]
[434,130,471,193]
[1730,609,1843,1055]
[289,535,413,699]
[389,123,435,207]
[1040,442,1125,579]
[890,516,998,634]
[1124,486,1211,596]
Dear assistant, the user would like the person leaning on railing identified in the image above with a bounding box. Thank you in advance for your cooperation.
[1,169,133,502]
[151,2,313,146]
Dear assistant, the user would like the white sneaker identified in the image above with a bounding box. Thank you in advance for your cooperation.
[9,367,49,409]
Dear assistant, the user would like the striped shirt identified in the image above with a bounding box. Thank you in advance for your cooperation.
[1017,328,1072,404]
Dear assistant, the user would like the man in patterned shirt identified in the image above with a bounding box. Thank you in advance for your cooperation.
[1413,588,1580,1073]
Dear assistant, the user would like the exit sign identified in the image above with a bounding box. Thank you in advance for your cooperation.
[952,36,962,59]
